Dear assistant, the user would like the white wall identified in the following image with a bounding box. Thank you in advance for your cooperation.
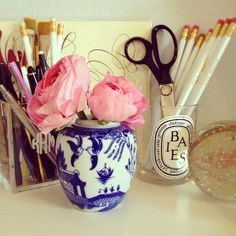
[0,0,236,129]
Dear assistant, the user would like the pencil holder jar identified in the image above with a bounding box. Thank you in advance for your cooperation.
[138,105,197,185]
[56,120,137,212]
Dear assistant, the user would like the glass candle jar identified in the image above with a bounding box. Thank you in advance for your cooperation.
[138,105,198,185]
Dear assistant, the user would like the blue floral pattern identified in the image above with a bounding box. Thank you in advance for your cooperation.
[56,123,137,212]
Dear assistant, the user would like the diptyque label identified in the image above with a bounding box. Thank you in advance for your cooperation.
[151,116,194,179]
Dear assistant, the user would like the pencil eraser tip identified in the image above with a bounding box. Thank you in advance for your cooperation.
[184,25,190,29]
[225,18,232,24]
[217,19,224,24]
[232,18,236,23]
[193,25,200,30]
[208,28,213,33]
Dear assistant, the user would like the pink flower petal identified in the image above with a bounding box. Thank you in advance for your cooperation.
[122,114,145,128]
[38,113,74,134]
[27,54,90,134]
[88,72,148,127]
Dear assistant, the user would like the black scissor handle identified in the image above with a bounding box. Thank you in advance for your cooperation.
[124,37,153,65]
[124,36,161,79]
[152,25,178,70]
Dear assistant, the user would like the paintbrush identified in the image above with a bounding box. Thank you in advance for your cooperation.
[38,21,51,60]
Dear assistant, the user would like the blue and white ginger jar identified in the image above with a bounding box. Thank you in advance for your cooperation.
[56,120,137,212]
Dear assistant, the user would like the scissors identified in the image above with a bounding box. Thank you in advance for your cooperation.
[124,25,178,113]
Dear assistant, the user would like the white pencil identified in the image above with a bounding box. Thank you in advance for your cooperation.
[175,25,199,87]
[57,23,64,59]
[176,30,213,107]
[180,34,205,80]
[176,19,224,107]
[175,29,212,103]
[175,33,205,101]
[50,17,58,66]
[170,25,190,81]
[202,19,224,67]
[206,18,231,61]
[187,19,230,105]
[19,22,33,67]
[187,18,236,108]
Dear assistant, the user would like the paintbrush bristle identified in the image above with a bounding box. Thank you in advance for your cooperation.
[38,22,50,35]
[24,17,37,30]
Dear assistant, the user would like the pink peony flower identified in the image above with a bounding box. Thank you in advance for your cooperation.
[88,73,148,128]
[27,55,90,134]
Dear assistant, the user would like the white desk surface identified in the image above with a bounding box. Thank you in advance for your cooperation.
[0,177,235,236]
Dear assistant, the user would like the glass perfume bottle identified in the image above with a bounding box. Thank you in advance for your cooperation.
[137,105,198,185]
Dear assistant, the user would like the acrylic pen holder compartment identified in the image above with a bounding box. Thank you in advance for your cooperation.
[0,100,59,193]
